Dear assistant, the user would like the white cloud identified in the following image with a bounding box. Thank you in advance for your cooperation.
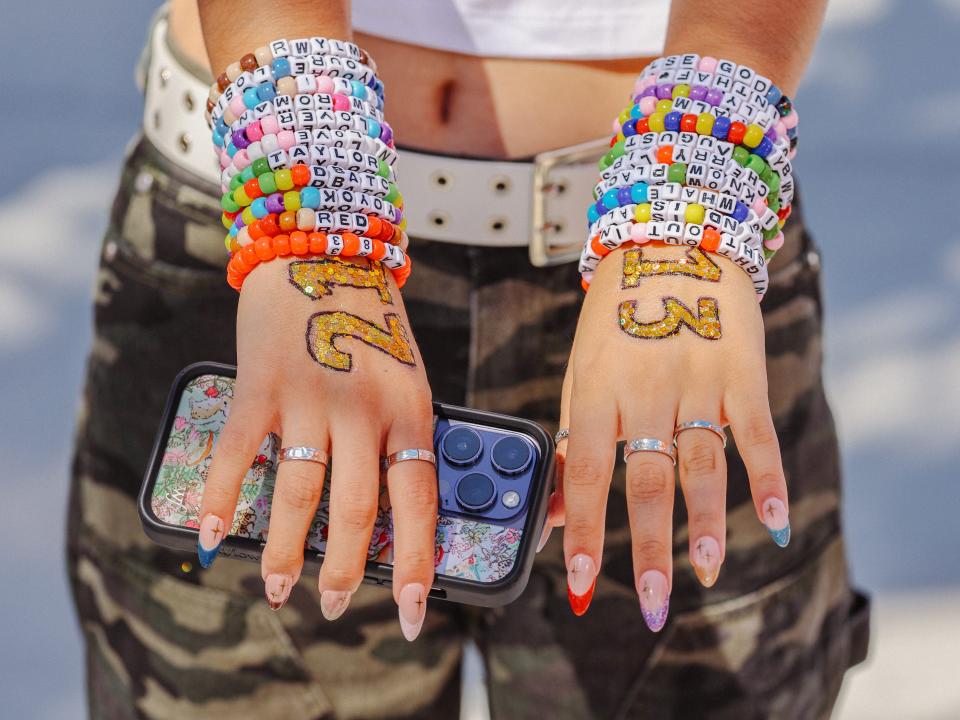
[823,0,894,28]
[0,163,116,352]
[824,243,960,455]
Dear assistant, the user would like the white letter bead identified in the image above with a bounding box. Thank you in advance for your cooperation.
[664,221,685,244]
[717,233,738,257]
[704,208,725,228]
[717,59,736,76]
[651,200,668,220]
[646,222,665,241]
[270,40,290,58]
[683,223,704,246]
[680,186,700,203]
[699,190,719,208]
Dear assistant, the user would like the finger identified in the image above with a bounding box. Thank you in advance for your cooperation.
[259,416,329,611]
[317,416,382,620]
[674,397,727,588]
[540,363,575,553]
[561,382,618,616]
[384,402,437,642]
[620,392,678,632]
[197,384,273,569]
[725,384,790,547]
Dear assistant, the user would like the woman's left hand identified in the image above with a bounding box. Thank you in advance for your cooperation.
[543,242,790,629]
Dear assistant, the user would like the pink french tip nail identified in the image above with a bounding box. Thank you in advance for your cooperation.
[536,524,552,553]
[691,536,722,588]
[264,574,293,611]
[398,583,427,641]
[637,570,670,632]
[761,497,791,548]
[320,590,352,621]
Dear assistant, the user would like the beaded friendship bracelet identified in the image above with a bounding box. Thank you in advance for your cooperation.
[580,54,799,297]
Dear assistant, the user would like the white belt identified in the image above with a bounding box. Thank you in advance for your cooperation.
[141,16,604,266]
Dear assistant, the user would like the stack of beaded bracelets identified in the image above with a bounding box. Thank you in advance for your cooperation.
[580,54,799,299]
[205,37,412,291]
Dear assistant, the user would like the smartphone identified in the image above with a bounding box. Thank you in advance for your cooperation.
[138,362,554,607]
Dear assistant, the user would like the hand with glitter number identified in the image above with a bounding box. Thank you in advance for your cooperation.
[545,243,791,629]
[197,256,436,641]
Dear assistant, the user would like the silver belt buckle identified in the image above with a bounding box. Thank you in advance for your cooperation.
[529,137,608,267]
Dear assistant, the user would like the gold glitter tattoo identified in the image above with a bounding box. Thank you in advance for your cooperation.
[289,257,393,304]
[618,297,722,340]
[307,311,415,371]
[622,247,721,288]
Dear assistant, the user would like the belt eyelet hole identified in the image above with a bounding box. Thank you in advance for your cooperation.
[491,218,507,232]
[429,212,448,227]
[431,172,450,187]
[491,176,510,194]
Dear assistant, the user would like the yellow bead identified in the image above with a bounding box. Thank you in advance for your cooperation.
[684,203,705,224]
[275,169,294,191]
[656,99,673,115]
[647,112,666,133]
[743,124,764,148]
[696,113,715,136]
[233,187,250,207]
[399,217,407,231]
[672,84,690,98]
[241,207,255,225]
[221,213,232,229]
[616,131,626,143]
[634,203,652,222]
[224,235,233,251]
[284,190,301,212]
[618,108,632,125]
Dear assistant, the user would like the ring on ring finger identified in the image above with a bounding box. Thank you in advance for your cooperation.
[279,446,330,465]
[382,448,437,471]
[673,420,727,448]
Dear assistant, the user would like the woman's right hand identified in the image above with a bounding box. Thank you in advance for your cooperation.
[197,255,437,641]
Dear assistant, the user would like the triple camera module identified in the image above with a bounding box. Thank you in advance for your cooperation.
[440,426,533,513]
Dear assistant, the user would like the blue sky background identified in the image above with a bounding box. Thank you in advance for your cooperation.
[1,1,958,718]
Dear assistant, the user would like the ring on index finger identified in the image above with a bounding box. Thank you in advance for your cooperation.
[381,448,437,471]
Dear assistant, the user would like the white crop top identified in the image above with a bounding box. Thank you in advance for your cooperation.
[351,0,670,60]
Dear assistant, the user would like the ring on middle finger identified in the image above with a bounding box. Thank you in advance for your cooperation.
[673,420,727,448]
[623,438,677,466]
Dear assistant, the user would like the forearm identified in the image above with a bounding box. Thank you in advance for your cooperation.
[197,0,352,72]
[663,0,827,96]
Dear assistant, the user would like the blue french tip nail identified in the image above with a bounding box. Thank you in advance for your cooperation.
[197,542,222,568]
[768,524,791,548]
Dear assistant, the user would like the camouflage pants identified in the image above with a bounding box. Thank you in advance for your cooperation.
[67,137,869,720]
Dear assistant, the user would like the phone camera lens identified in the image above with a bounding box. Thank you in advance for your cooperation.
[490,436,532,475]
[441,426,483,466]
[455,473,497,512]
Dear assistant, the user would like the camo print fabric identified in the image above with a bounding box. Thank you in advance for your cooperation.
[67,136,868,720]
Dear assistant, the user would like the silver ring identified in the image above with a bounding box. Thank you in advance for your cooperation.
[279,446,330,465]
[555,428,569,444]
[673,420,727,448]
[381,448,437,471]
[623,438,677,465]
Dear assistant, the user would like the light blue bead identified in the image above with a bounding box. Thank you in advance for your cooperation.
[257,83,277,102]
[251,197,268,219]
[630,104,643,119]
[587,205,601,225]
[243,87,260,110]
[300,186,321,209]
[212,132,225,148]
[602,188,620,211]
[630,183,648,204]
[350,80,366,98]
[228,224,239,237]
[226,143,237,158]
[765,84,783,106]
[215,117,229,135]
[271,57,291,79]
[366,118,381,138]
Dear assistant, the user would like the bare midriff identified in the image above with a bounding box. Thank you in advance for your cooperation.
[168,0,654,159]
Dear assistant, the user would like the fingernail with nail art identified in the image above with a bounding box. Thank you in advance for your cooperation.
[638,569,669,632]
[320,590,352,621]
[264,574,293,611]
[567,553,597,616]
[691,536,722,587]
[398,583,427,641]
[762,497,791,547]
[197,514,225,568]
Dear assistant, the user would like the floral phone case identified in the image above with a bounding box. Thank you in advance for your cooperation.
[139,363,553,606]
